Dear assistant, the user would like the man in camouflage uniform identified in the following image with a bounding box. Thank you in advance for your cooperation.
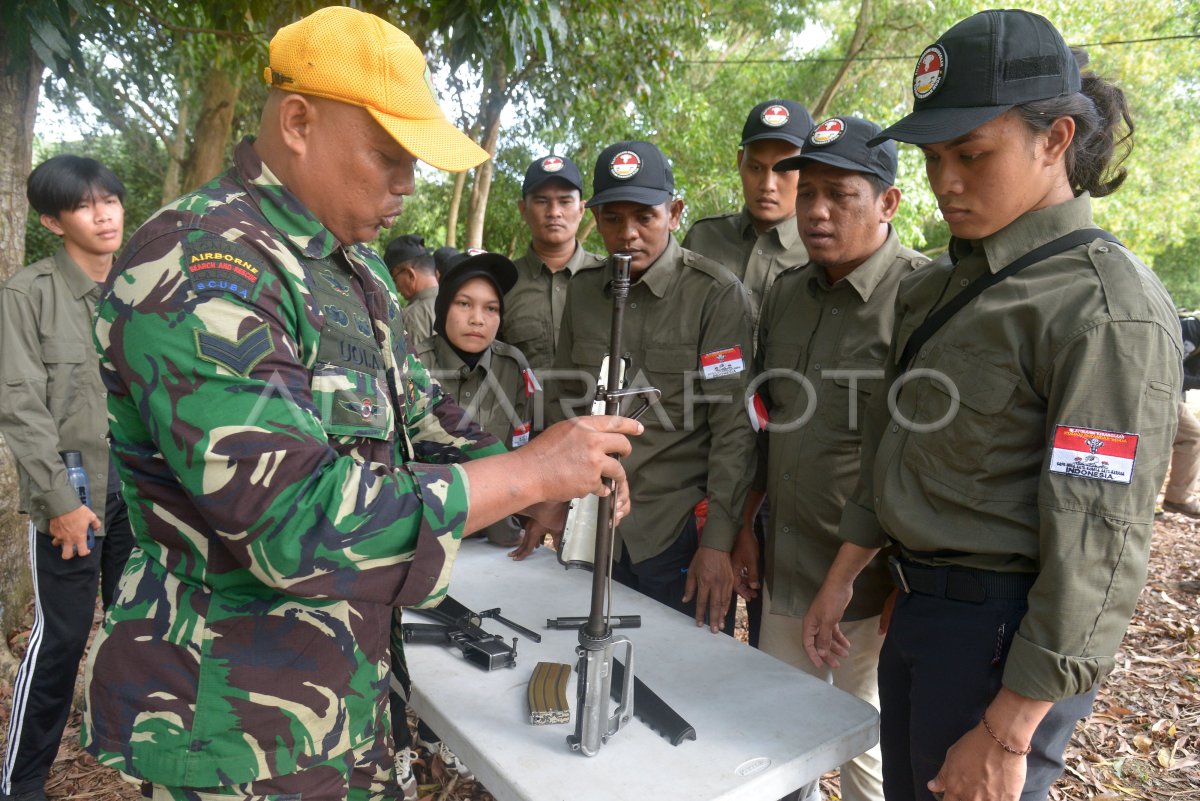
[81,9,637,800]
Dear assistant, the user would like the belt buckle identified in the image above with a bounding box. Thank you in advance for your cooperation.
[888,554,911,594]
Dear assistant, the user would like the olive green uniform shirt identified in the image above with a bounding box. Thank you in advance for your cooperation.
[403,285,438,345]
[0,247,113,531]
[838,195,1182,701]
[758,228,928,620]
[683,208,809,344]
[415,334,535,544]
[548,237,756,562]
[501,242,605,372]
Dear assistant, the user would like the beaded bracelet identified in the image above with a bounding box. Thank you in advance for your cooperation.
[982,715,1033,756]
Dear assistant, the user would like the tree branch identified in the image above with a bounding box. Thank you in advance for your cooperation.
[116,0,253,40]
[811,0,873,120]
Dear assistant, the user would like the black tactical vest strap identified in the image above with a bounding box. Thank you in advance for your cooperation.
[898,228,1121,373]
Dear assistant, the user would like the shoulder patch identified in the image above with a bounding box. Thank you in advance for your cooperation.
[1048,424,1137,484]
[182,233,267,303]
[194,323,275,377]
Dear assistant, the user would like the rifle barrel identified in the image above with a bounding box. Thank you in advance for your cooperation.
[585,253,632,639]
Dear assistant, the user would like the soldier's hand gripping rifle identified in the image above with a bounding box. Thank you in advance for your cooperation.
[567,253,660,757]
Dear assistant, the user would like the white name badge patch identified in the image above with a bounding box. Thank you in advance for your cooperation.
[1048,425,1139,484]
[700,346,745,379]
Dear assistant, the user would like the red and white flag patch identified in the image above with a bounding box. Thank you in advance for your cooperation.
[700,345,745,379]
[523,368,542,397]
[747,391,769,432]
[512,421,531,448]
[1048,425,1138,484]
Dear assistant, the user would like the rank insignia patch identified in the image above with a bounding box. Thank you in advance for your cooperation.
[1048,425,1138,484]
[194,323,274,377]
[610,151,641,179]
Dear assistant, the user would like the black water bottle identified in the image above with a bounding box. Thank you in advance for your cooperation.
[60,450,96,550]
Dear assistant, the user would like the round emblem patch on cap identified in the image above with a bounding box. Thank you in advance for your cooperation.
[541,156,564,173]
[913,44,947,101]
[610,151,641,180]
[761,105,790,127]
[810,118,846,146]
[466,247,487,256]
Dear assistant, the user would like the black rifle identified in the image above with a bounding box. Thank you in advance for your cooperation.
[567,253,671,757]
[402,595,537,671]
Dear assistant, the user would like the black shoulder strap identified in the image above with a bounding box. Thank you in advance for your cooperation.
[898,228,1121,373]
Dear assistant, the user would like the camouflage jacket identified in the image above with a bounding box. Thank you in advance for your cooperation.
[83,138,504,786]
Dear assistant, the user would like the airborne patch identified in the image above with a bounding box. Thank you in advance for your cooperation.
[195,323,275,377]
[183,234,266,303]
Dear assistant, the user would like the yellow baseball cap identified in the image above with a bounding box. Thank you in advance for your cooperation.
[264,7,488,173]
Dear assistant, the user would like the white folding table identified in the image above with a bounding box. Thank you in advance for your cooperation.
[405,542,878,801]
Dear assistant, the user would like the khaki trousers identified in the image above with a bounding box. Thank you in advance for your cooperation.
[1165,400,1200,503]
[760,587,885,801]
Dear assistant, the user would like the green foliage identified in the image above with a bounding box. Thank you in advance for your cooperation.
[0,0,97,76]
[31,0,1200,299]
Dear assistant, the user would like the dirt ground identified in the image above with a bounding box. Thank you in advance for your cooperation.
[2,511,1197,801]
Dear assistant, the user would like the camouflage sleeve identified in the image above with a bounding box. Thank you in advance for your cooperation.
[404,350,506,464]
[99,230,468,608]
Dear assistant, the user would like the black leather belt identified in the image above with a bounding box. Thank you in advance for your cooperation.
[888,555,1036,604]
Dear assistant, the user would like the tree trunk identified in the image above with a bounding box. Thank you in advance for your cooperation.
[0,31,41,283]
[0,30,39,667]
[180,58,240,193]
[162,73,191,204]
[446,169,467,248]
[463,62,508,249]
[811,0,872,120]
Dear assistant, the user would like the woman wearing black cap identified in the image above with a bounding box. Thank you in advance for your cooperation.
[412,249,537,547]
[804,9,1181,801]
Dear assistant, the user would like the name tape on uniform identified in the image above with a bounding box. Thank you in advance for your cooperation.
[1048,425,1139,484]
[700,346,745,380]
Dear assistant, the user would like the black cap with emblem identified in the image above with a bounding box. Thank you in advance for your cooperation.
[586,140,674,209]
[870,9,1081,146]
[740,99,814,148]
[522,153,584,195]
[774,116,897,185]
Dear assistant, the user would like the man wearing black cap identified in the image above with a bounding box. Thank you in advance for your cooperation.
[734,116,928,801]
[501,154,605,374]
[545,140,756,633]
[683,99,814,648]
[683,99,813,339]
[384,233,439,343]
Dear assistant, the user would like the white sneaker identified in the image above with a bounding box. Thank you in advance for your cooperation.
[416,736,473,780]
[395,746,420,801]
